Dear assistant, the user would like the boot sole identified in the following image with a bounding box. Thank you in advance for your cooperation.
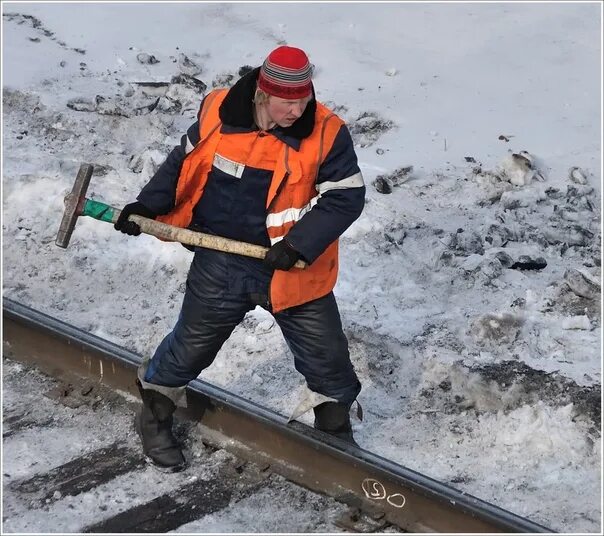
[143,455,187,473]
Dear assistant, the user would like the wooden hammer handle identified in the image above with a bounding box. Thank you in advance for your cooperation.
[128,214,307,269]
[129,214,307,269]
[78,199,307,269]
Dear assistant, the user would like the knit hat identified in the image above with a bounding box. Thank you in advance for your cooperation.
[257,46,313,99]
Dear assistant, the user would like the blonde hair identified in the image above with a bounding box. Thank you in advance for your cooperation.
[253,87,270,104]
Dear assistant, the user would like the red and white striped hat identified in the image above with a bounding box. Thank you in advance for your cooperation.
[258,46,313,99]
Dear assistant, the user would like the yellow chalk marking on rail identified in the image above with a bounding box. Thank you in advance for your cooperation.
[362,478,406,509]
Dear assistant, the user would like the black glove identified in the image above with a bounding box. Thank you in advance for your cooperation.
[114,201,156,236]
[263,239,301,271]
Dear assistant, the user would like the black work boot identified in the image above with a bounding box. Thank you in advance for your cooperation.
[135,380,186,472]
[313,401,358,446]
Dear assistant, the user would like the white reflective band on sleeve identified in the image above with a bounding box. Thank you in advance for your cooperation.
[185,136,196,154]
[317,171,365,194]
[213,153,245,179]
[270,235,284,245]
[266,196,319,229]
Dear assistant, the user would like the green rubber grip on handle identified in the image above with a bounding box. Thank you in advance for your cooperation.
[82,199,117,223]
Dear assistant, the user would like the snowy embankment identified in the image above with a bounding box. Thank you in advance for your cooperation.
[2,3,601,532]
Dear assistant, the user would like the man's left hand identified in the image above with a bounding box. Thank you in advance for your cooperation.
[263,239,301,270]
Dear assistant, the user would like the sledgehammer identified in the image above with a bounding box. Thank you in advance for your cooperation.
[56,163,307,269]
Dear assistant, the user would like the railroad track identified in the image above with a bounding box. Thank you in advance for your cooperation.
[2,298,554,533]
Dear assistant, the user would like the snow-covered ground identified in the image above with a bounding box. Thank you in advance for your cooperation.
[2,2,602,533]
[2,358,360,533]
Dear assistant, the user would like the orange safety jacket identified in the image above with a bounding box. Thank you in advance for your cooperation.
[157,89,345,312]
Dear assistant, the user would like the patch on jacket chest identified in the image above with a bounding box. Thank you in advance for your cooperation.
[213,153,245,179]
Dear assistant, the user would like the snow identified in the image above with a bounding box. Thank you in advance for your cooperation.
[2,1,602,533]
[2,359,353,533]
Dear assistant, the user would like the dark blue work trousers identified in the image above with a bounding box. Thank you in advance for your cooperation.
[144,249,361,404]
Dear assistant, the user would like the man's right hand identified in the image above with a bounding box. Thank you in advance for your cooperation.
[114,201,157,236]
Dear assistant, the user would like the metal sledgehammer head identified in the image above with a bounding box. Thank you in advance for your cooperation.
[55,163,94,248]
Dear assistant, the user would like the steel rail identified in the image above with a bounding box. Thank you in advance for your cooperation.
[2,298,553,533]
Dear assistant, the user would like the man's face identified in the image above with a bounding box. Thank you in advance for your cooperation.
[266,94,312,128]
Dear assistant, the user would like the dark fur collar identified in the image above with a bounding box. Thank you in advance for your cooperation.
[218,67,316,141]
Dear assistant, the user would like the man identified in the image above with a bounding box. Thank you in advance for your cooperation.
[115,45,366,472]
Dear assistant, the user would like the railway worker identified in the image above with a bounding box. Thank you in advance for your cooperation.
[115,45,366,471]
